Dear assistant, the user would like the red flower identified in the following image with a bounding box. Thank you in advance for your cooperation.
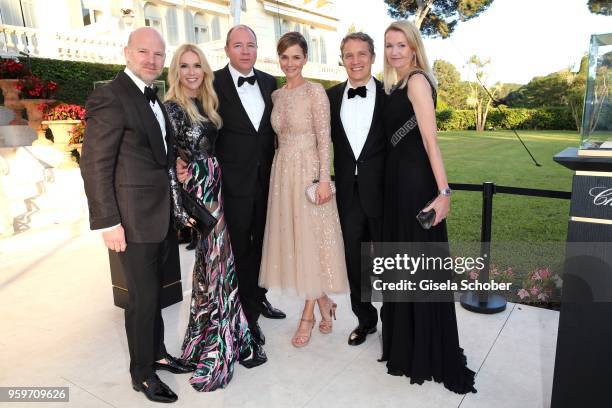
[0,58,30,79]
[43,103,87,121]
[16,75,58,99]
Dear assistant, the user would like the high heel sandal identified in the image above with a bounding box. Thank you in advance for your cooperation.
[291,318,315,348]
[319,299,337,334]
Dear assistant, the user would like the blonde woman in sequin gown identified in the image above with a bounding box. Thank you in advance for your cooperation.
[259,32,349,347]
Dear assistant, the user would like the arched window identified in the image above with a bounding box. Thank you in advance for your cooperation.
[144,3,163,34]
[184,10,195,43]
[194,12,209,43]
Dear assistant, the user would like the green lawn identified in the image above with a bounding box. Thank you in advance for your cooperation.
[439,130,578,297]
[439,130,578,243]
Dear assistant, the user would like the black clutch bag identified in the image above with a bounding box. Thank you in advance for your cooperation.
[416,198,436,230]
[180,188,217,237]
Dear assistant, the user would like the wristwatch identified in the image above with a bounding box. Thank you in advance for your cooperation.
[439,187,452,197]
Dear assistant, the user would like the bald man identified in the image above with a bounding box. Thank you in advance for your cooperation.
[80,27,190,404]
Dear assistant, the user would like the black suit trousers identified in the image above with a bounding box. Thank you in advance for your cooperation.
[340,179,381,329]
[223,191,268,327]
[117,228,173,383]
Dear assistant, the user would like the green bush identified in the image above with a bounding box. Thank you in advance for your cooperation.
[436,109,476,131]
[488,107,575,130]
[28,57,128,106]
[438,107,575,131]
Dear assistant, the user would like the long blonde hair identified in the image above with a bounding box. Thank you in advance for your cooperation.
[165,43,222,128]
[382,20,436,94]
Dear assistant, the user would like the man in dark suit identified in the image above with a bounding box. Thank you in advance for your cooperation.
[326,33,386,346]
[211,25,285,343]
[80,27,191,403]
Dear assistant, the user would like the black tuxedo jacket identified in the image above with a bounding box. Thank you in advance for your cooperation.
[80,71,174,243]
[327,78,386,219]
[213,65,277,226]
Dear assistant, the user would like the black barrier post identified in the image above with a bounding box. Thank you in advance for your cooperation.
[460,181,507,314]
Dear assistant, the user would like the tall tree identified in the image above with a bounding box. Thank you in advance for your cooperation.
[433,59,467,108]
[505,56,588,131]
[587,0,611,15]
[384,0,494,38]
[465,55,499,131]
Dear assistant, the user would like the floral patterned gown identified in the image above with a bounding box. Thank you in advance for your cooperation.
[166,99,256,392]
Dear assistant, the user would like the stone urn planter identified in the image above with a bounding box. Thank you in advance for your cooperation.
[41,119,81,168]
[21,99,55,146]
[0,79,26,125]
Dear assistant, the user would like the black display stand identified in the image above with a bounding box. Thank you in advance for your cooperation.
[551,147,612,408]
[108,232,183,309]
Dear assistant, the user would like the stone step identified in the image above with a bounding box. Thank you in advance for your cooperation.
[0,125,36,147]
[0,106,15,125]
[0,146,87,237]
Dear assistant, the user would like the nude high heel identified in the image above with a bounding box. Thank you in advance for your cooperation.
[291,318,315,348]
[319,299,337,334]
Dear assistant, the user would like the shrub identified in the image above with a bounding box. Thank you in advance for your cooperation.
[438,107,576,131]
[436,109,476,131]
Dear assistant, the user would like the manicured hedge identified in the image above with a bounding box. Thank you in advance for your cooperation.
[436,109,476,131]
[17,57,339,106]
[436,107,576,131]
[28,57,129,106]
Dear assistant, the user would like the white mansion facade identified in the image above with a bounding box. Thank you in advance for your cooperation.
[0,0,345,80]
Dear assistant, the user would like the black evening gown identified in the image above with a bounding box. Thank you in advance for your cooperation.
[379,71,476,394]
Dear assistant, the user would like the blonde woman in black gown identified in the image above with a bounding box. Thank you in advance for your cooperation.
[379,20,476,394]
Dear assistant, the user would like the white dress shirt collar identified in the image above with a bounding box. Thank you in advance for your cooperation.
[122,67,166,149]
[228,64,256,88]
[124,67,150,94]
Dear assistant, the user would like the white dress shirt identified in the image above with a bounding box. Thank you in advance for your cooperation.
[124,67,167,152]
[228,63,265,131]
[340,76,376,174]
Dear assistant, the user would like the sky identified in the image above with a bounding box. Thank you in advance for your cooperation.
[333,0,612,85]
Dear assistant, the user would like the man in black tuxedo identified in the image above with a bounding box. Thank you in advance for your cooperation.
[209,25,285,343]
[326,33,386,346]
[80,27,191,403]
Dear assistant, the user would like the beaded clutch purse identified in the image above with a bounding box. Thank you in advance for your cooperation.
[305,180,336,204]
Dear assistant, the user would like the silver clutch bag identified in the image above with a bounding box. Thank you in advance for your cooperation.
[305,180,336,204]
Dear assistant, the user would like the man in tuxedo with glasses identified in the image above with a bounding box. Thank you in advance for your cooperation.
[80,27,191,404]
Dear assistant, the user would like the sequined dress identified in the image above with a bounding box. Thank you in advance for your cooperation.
[259,81,349,299]
[166,99,256,392]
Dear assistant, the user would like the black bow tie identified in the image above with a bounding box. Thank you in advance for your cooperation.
[238,75,257,87]
[144,85,158,103]
[348,86,367,99]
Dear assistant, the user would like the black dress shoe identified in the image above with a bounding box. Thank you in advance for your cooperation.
[132,374,178,403]
[185,236,197,250]
[239,342,268,369]
[249,323,265,345]
[260,299,286,319]
[348,325,377,346]
[153,354,194,374]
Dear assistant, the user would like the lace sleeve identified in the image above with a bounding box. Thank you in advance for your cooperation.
[164,102,190,227]
[310,83,332,182]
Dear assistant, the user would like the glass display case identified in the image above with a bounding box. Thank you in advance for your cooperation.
[579,33,612,156]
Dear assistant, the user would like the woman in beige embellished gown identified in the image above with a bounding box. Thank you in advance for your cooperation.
[259,32,349,347]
